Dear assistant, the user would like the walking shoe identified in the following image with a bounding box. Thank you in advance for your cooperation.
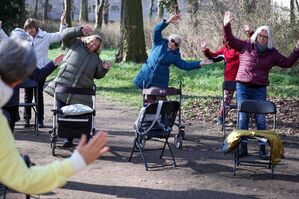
[238,142,248,158]
[259,145,269,160]
[24,120,30,127]
[216,116,223,125]
[62,139,73,147]
[38,122,44,128]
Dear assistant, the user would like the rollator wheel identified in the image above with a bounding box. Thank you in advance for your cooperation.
[174,134,183,149]
[178,126,185,140]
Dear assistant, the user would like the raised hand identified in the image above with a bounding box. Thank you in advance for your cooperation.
[103,61,112,69]
[76,132,109,165]
[200,40,208,50]
[82,25,93,36]
[166,14,181,24]
[0,21,2,29]
[223,11,233,26]
[200,58,214,66]
[296,39,299,49]
[243,24,250,32]
[53,54,64,66]
[60,10,66,24]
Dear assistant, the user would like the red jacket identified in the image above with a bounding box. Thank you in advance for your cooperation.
[224,23,299,86]
[203,47,239,81]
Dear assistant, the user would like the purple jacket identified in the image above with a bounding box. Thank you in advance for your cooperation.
[224,23,299,86]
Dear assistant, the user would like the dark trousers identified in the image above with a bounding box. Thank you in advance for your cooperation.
[24,81,44,124]
[2,106,19,131]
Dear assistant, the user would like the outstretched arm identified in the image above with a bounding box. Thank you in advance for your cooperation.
[0,21,9,41]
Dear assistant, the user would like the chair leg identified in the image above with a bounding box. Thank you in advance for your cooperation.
[233,150,237,176]
[166,140,177,167]
[128,138,137,162]
[159,139,168,159]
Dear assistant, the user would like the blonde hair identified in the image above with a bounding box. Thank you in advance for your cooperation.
[250,25,274,49]
[81,35,103,53]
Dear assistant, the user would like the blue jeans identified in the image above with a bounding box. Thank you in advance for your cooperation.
[236,82,267,145]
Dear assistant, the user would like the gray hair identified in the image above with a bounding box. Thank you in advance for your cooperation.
[250,25,274,49]
[168,34,182,45]
[10,28,30,40]
[0,39,36,85]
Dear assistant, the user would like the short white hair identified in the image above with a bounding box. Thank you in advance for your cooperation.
[250,25,274,49]
[168,34,182,45]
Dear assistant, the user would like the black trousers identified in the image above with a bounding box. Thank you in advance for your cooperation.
[2,105,19,131]
[23,80,44,123]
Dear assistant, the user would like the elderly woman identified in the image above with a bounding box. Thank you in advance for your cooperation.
[44,25,111,147]
[133,14,211,101]
[0,39,109,195]
[223,11,299,159]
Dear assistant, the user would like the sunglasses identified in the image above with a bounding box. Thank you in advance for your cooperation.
[170,39,179,47]
[258,34,268,39]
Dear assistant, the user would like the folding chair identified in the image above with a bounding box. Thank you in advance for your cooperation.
[18,79,39,135]
[233,100,281,178]
[221,80,237,136]
[129,101,180,170]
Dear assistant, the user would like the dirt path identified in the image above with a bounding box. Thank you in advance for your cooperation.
[4,95,299,199]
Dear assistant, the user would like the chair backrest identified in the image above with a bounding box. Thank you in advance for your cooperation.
[238,100,276,114]
[141,101,180,129]
[54,84,96,96]
[18,78,38,89]
[222,81,236,91]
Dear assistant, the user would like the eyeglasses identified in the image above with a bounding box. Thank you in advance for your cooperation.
[258,34,268,39]
[170,39,179,47]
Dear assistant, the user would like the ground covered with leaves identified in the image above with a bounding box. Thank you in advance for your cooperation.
[185,97,299,136]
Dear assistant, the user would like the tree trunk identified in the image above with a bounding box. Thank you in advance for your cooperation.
[156,0,164,20]
[79,0,88,22]
[103,0,109,24]
[43,0,48,20]
[173,0,179,14]
[19,0,27,26]
[115,0,147,63]
[64,0,72,27]
[34,0,38,19]
[94,0,105,30]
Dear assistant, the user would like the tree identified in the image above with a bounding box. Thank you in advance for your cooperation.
[103,0,109,24]
[94,0,105,30]
[34,0,39,19]
[115,0,147,63]
[44,0,49,20]
[79,0,88,22]
[0,0,26,32]
[148,0,154,19]
[64,0,72,27]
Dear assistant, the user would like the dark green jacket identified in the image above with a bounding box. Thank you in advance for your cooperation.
[44,27,108,107]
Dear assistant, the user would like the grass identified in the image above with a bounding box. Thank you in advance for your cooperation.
[48,47,299,108]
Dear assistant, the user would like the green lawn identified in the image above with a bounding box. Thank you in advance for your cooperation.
[48,48,299,108]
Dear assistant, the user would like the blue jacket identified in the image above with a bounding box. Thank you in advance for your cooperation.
[133,20,200,89]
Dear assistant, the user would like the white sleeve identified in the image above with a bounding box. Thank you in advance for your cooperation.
[70,150,87,173]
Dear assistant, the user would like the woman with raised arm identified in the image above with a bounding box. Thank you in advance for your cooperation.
[223,11,299,159]
[44,25,111,147]
[133,14,212,102]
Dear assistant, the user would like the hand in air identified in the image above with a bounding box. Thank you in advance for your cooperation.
[82,25,93,36]
[223,11,233,26]
[103,61,112,69]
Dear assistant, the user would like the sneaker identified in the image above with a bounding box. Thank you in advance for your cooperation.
[38,122,44,128]
[259,145,269,160]
[238,142,248,158]
[62,140,73,147]
[24,120,30,128]
[216,116,223,125]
